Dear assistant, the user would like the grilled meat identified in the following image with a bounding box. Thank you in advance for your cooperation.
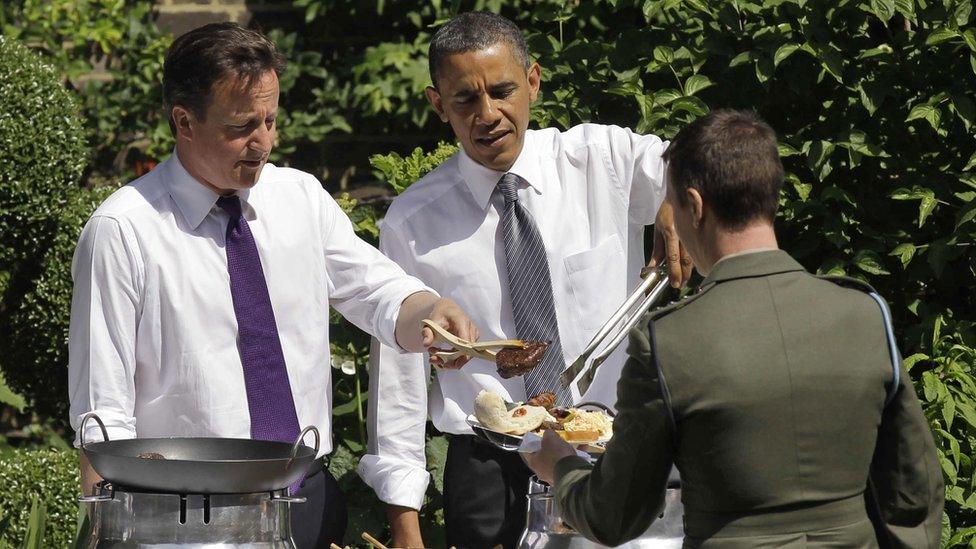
[496,340,550,379]
[526,392,556,410]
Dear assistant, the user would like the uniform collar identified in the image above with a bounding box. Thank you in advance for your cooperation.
[457,130,545,210]
[165,151,254,229]
[700,249,806,289]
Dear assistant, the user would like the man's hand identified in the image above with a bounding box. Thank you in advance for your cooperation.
[387,505,425,548]
[396,292,479,369]
[650,201,693,288]
[524,429,577,485]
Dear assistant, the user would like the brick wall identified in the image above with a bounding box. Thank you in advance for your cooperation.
[155,0,300,38]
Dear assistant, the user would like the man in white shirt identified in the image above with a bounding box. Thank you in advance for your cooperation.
[358,11,691,548]
[68,23,476,549]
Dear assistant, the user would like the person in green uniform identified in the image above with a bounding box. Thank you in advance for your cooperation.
[525,109,944,548]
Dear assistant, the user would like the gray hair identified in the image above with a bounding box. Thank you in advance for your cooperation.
[428,11,529,88]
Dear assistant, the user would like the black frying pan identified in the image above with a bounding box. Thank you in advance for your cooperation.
[80,412,320,494]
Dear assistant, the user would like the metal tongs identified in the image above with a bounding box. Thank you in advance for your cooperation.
[559,264,672,396]
[423,319,525,363]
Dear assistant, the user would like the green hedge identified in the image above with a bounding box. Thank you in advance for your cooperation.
[0,449,79,548]
[0,35,87,271]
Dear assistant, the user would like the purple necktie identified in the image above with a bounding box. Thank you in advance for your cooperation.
[217,196,301,449]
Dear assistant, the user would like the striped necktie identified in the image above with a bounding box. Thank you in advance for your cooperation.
[497,173,572,406]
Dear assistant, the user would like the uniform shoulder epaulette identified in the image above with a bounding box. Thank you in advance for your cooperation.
[815,274,878,294]
[648,285,713,322]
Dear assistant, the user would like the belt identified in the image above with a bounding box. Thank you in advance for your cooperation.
[684,493,868,539]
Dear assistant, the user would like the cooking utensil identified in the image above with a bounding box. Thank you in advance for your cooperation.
[362,532,389,549]
[423,319,524,362]
[80,412,320,494]
[560,264,672,396]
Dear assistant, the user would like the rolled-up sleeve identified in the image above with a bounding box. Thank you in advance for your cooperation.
[68,215,142,447]
[318,189,434,351]
[357,223,432,509]
[603,125,668,226]
[554,324,673,547]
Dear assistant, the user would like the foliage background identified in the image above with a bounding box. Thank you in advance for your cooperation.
[0,0,974,547]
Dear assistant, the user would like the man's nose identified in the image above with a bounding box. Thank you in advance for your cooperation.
[475,95,502,125]
[251,122,275,152]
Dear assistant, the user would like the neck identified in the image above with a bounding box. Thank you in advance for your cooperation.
[175,143,234,196]
[698,222,779,275]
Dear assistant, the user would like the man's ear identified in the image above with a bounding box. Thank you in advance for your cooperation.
[527,62,541,102]
[425,86,448,123]
[172,106,194,141]
[688,188,705,229]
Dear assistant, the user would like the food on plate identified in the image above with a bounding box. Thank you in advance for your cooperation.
[555,408,614,442]
[525,391,556,409]
[495,340,550,378]
[473,390,614,443]
[474,390,549,435]
[137,452,166,460]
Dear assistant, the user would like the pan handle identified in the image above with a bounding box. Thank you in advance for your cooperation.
[286,426,321,470]
[79,412,109,449]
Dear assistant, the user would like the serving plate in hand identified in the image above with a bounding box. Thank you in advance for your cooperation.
[465,414,612,450]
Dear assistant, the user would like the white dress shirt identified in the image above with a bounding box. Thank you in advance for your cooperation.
[358,124,668,510]
[68,153,431,456]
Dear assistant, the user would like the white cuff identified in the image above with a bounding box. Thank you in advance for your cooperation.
[72,410,136,448]
[357,454,431,510]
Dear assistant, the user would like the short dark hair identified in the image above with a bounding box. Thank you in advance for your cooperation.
[663,109,784,229]
[162,22,285,132]
[428,11,529,88]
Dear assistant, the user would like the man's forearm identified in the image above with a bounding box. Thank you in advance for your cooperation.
[79,451,103,496]
[387,505,424,548]
[395,291,439,352]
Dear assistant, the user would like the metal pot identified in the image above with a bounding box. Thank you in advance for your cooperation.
[80,483,302,548]
[518,476,684,548]
[80,413,319,494]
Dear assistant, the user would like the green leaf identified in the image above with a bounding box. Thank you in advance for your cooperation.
[943,396,956,429]
[729,51,754,67]
[926,27,959,46]
[854,250,891,275]
[950,94,976,130]
[957,402,976,430]
[958,200,976,228]
[683,74,713,96]
[858,81,885,115]
[965,29,976,53]
[889,243,917,268]
[922,371,942,401]
[894,0,916,20]
[870,0,896,21]
[906,103,942,130]
[857,45,894,59]
[778,142,801,157]
[902,353,928,371]
[919,196,938,227]
[956,0,974,26]
[817,258,847,276]
[22,495,47,549]
[964,152,976,171]
[653,46,675,64]
[774,43,800,66]
[671,96,709,116]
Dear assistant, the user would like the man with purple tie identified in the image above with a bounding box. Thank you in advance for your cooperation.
[67,23,477,548]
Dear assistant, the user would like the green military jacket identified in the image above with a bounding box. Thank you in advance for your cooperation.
[554,250,943,548]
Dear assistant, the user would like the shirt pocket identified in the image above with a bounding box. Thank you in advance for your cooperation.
[563,234,625,333]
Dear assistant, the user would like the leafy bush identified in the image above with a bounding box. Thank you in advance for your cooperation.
[0,0,173,181]
[1,186,117,427]
[0,449,78,548]
[0,35,87,271]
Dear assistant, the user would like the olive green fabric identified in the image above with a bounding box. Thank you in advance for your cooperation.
[554,250,943,548]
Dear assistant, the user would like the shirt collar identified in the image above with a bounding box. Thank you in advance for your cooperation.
[165,151,253,229]
[457,131,545,210]
[700,249,806,289]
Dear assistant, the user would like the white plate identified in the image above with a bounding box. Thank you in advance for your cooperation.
[465,414,612,447]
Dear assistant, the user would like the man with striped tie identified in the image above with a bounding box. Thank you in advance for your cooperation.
[67,23,478,549]
[359,11,691,549]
